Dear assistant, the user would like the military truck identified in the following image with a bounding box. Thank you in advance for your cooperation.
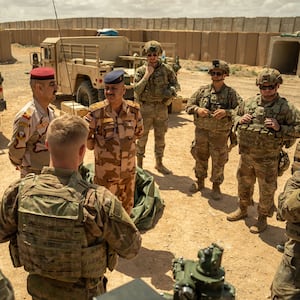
[31,36,177,107]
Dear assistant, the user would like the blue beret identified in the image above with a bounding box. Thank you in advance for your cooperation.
[104,69,125,84]
[30,67,55,80]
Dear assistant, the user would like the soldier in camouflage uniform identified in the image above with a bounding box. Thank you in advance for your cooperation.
[134,40,179,174]
[271,168,300,299]
[8,67,57,177]
[0,269,14,300]
[0,115,141,300]
[85,70,144,215]
[227,68,300,233]
[186,60,242,200]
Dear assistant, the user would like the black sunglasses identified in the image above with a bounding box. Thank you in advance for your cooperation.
[210,71,223,76]
[259,84,276,90]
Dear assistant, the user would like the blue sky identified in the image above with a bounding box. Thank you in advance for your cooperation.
[1,0,299,22]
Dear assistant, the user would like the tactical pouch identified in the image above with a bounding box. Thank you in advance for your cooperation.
[107,246,118,271]
[9,237,22,268]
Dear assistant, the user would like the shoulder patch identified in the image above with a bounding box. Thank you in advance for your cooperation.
[89,101,107,111]
[22,108,34,120]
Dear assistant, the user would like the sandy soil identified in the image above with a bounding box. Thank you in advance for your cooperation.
[1,44,300,299]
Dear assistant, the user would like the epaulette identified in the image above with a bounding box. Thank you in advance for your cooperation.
[89,101,107,111]
[21,108,34,120]
[126,100,140,109]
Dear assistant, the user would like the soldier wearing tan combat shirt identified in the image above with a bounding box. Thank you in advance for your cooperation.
[8,67,57,177]
[85,69,144,215]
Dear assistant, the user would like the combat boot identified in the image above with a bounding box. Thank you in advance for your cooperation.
[155,157,171,175]
[137,156,143,168]
[249,215,267,234]
[226,206,248,221]
[189,179,205,193]
[211,183,221,200]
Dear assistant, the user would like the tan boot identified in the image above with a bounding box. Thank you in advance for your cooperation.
[155,158,171,175]
[227,206,248,221]
[189,179,204,193]
[211,183,221,200]
[137,156,143,168]
[249,215,267,234]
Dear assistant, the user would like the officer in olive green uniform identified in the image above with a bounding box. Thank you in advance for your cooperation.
[227,68,300,233]
[8,67,57,177]
[186,60,243,200]
[134,40,179,174]
[271,170,300,299]
[0,269,14,300]
[85,70,144,215]
[0,115,141,300]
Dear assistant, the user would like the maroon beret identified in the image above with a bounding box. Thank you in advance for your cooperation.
[30,67,55,80]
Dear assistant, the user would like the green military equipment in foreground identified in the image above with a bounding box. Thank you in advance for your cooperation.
[163,243,235,300]
[94,244,235,300]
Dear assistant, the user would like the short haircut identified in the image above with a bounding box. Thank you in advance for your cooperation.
[46,115,89,149]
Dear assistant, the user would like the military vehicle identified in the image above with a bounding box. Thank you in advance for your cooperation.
[30,36,177,107]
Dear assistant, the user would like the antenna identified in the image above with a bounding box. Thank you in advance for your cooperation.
[51,0,76,113]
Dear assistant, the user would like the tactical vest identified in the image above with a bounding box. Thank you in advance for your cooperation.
[238,96,286,152]
[139,63,172,103]
[17,174,107,282]
[286,222,300,242]
[194,87,233,131]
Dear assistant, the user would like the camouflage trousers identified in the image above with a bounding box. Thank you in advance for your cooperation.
[94,171,136,215]
[136,102,168,158]
[271,245,300,299]
[0,269,14,300]
[28,274,107,300]
[191,128,229,184]
[237,152,278,216]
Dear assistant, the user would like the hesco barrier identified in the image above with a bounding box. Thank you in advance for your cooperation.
[2,28,281,67]
[0,31,16,63]
[1,16,300,33]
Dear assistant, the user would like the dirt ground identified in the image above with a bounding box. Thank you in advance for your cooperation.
[1,44,300,300]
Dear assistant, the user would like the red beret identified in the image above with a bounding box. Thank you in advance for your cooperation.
[30,67,55,80]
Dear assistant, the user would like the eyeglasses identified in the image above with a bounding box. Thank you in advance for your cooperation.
[147,53,158,57]
[210,71,223,76]
[259,84,276,90]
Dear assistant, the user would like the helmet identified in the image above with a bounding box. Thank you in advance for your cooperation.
[143,40,163,55]
[256,68,283,86]
[278,150,290,176]
[208,59,230,76]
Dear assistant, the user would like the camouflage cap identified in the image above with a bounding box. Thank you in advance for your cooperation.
[256,68,283,86]
[143,40,163,55]
[208,59,230,76]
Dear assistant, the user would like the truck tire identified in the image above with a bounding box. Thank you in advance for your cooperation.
[76,81,98,107]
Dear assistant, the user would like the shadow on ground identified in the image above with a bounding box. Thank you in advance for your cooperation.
[116,246,174,291]
[146,170,195,195]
